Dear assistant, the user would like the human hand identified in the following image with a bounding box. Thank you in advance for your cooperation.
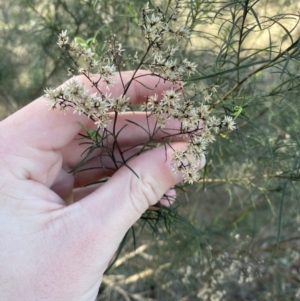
[0,71,205,301]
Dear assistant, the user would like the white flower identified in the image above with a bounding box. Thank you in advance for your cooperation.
[60,29,68,39]
[182,59,197,76]
[167,46,179,57]
[109,95,130,112]
[222,115,236,130]
[207,115,221,128]
[83,48,94,59]
[172,26,190,40]
[153,54,165,65]
[57,30,69,48]
[211,84,219,93]
[77,67,86,74]
[198,104,210,119]
[142,2,154,15]
[203,91,212,102]
[162,89,181,103]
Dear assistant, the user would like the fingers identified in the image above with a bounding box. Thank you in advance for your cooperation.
[160,188,177,207]
[0,70,175,185]
[70,143,177,188]
[61,112,186,169]
[70,143,206,242]
[2,70,173,152]
[72,186,176,207]
[81,71,173,105]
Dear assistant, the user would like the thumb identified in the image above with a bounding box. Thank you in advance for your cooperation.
[77,142,205,238]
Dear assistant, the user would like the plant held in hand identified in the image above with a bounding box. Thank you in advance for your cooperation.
[45,1,236,189]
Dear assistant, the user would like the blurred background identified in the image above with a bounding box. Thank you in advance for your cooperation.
[1,0,300,300]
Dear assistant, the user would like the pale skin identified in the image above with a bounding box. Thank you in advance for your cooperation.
[0,71,204,301]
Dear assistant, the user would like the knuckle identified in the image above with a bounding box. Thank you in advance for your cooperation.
[129,173,160,214]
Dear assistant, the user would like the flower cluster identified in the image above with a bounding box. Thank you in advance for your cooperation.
[140,1,196,82]
[140,2,189,46]
[140,86,235,183]
[45,79,129,128]
[45,1,236,184]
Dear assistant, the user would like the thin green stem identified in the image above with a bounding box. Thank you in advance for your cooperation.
[218,37,300,103]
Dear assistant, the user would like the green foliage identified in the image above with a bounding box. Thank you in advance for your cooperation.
[1,0,300,300]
